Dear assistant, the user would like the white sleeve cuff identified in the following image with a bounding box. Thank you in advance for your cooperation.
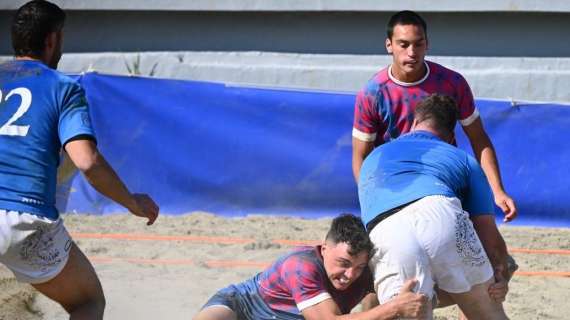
[460,108,480,127]
[352,128,377,142]
[297,292,332,311]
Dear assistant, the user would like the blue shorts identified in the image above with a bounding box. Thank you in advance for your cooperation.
[202,274,303,320]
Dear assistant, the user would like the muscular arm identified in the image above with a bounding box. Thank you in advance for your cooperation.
[352,138,375,182]
[462,118,517,221]
[64,139,159,225]
[302,280,427,320]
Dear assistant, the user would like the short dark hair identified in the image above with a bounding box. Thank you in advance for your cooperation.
[11,0,66,57]
[325,214,374,258]
[387,10,427,39]
[414,94,459,136]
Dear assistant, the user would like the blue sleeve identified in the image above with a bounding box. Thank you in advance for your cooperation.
[463,156,495,216]
[58,81,96,146]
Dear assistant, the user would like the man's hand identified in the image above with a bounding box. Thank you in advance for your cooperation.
[128,193,159,225]
[65,139,160,225]
[488,269,508,303]
[494,191,517,222]
[390,279,428,319]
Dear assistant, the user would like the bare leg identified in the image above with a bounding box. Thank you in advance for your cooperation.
[435,287,454,308]
[445,278,508,320]
[451,255,518,319]
[32,242,105,320]
[193,306,237,320]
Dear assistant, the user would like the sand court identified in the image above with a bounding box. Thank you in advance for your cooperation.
[1,212,569,320]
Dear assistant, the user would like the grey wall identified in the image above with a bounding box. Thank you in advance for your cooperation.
[2,0,570,12]
[1,11,569,57]
[2,3,568,103]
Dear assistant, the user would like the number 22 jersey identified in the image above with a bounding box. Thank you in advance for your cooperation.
[0,60,95,219]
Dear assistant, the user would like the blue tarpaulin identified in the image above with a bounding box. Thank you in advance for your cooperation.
[58,73,569,228]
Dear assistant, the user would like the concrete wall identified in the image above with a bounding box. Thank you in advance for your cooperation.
[1,1,568,103]
[2,0,570,12]
[2,51,566,104]
[1,10,569,57]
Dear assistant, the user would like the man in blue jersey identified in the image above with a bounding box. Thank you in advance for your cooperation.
[353,12,517,315]
[359,94,509,319]
[352,10,516,223]
[0,1,159,319]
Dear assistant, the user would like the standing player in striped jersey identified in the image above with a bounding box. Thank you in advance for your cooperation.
[352,10,516,222]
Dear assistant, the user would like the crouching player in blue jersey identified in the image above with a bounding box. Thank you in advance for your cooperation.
[359,94,510,319]
[0,1,159,319]
[194,214,428,320]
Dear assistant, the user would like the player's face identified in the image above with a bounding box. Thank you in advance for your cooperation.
[386,24,428,82]
[321,242,369,290]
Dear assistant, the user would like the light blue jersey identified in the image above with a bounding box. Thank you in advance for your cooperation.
[359,130,494,227]
[0,60,95,219]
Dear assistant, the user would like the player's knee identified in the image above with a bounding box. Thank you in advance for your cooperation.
[94,292,106,312]
[88,294,106,316]
[65,295,105,314]
[62,288,105,316]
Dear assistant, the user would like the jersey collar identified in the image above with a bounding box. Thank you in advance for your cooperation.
[388,61,430,87]
[402,130,443,141]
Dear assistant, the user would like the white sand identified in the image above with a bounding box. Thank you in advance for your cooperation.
[1,212,569,320]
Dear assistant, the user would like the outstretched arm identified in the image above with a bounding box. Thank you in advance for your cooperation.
[65,139,159,225]
[463,118,517,222]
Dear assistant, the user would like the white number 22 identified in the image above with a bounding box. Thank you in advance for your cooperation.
[0,87,32,136]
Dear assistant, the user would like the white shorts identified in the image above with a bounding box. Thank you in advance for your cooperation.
[0,210,72,284]
[369,195,493,304]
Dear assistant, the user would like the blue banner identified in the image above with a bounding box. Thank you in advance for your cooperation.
[455,100,570,227]
[58,73,569,227]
